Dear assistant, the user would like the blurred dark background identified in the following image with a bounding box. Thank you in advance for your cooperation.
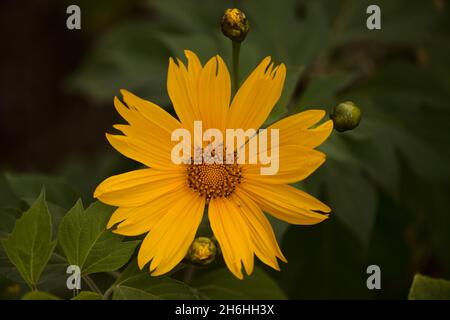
[1,0,449,299]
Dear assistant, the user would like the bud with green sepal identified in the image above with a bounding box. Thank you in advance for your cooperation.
[186,237,217,265]
[330,101,361,132]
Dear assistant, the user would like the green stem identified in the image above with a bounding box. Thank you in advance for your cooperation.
[102,285,115,300]
[232,41,241,95]
[183,265,196,285]
[83,275,102,295]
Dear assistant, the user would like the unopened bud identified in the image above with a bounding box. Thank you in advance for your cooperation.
[221,8,250,42]
[187,237,217,265]
[330,101,361,132]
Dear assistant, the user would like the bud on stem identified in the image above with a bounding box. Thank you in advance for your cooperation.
[330,101,362,132]
[221,8,250,94]
[186,237,217,265]
[221,8,250,43]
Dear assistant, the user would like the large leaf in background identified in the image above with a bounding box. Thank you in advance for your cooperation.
[5,173,78,209]
[243,0,330,66]
[58,201,139,275]
[310,158,377,247]
[294,72,356,112]
[192,267,287,300]
[112,262,197,300]
[69,0,308,122]
[69,20,170,105]
[408,274,450,300]
[365,192,413,299]
[275,219,370,299]
[322,0,438,46]
[0,191,56,289]
[148,0,226,33]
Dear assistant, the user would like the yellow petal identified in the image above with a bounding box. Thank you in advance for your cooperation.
[269,110,333,148]
[197,55,231,132]
[94,168,185,207]
[240,181,330,225]
[137,187,205,276]
[208,197,254,279]
[108,190,184,236]
[106,133,179,171]
[227,57,286,131]
[244,145,326,184]
[167,51,202,132]
[110,97,181,170]
[233,190,287,269]
[120,89,181,133]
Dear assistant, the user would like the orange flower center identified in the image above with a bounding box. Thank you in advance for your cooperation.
[187,162,242,203]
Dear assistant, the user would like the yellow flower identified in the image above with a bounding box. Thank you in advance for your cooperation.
[94,50,333,279]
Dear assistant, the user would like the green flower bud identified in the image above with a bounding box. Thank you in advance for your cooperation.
[330,101,361,132]
[221,8,250,42]
[187,237,217,265]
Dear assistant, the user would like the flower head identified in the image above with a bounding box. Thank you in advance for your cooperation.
[94,50,333,279]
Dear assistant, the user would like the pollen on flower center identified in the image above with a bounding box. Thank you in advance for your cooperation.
[187,161,242,203]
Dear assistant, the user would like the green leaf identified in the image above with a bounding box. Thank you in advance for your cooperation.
[192,267,287,300]
[22,291,60,300]
[1,190,56,289]
[72,291,102,300]
[112,262,197,300]
[68,20,169,105]
[408,274,450,300]
[58,200,139,275]
[5,173,79,209]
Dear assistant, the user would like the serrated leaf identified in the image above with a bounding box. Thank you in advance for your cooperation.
[192,267,287,300]
[71,291,102,300]
[22,291,60,300]
[58,200,139,275]
[1,190,56,289]
[112,262,197,300]
[408,274,450,300]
